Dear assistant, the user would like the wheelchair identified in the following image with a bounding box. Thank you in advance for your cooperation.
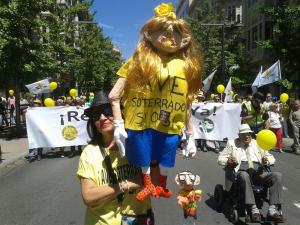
[213,166,283,224]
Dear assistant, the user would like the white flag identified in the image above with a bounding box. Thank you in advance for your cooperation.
[224,77,233,102]
[258,60,281,87]
[202,70,216,92]
[25,79,51,94]
[251,66,262,94]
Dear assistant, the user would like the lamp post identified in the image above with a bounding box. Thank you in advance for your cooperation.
[200,22,243,83]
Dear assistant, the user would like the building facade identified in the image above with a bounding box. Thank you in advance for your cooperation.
[243,0,277,66]
[177,0,242,25]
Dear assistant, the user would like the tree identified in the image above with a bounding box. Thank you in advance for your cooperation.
[258,1,300,90]
[74,21,121,93]
[0,0,54,132]
[0,0,122,132]
[186,0,253,90]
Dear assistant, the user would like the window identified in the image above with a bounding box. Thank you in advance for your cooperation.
[237,14,241,23]
[247,30,251,51]
[252,26,258,48]
[227,6,232,21]
[232,6,236,22]
[259,23,263,40]
[227,5,237,22]
[265,21,273,40]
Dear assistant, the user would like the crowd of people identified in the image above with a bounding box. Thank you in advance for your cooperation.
[192,91,300,156]
[0,92,96,162]
[0,94,16,129]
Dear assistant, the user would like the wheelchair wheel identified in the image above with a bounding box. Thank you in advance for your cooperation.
[214,184,224,209]
[229,208,239,224]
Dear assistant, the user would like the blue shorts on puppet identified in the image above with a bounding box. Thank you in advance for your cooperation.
[125,129,180,168]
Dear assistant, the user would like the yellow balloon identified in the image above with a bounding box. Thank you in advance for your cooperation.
[217,84,225,94]
[69,89,77,97]
[280,93,289,103]
[44,98,55,107]
[49,82,58,91]
[9,89,14,95]
[210,93,215,99]
[256,129,277,151]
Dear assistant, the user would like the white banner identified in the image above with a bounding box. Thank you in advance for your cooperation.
[190,103,241,141]
[26,106,90,149]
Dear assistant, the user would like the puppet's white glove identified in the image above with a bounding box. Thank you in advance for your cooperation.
[184,131,197,157]
[114,120,127,157]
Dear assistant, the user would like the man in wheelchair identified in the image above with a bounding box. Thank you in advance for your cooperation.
[217,124,283,223]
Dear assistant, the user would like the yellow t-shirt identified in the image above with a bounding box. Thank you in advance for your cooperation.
[118,58,188,134]
[77,144,151,225]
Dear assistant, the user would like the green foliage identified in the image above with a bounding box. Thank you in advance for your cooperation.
[186,0,253,87]
[276,79,293,90]
[258,2,300,81]
[0,0,122,92]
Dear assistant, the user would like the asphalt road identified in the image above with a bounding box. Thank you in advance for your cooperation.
[0,148,300,225]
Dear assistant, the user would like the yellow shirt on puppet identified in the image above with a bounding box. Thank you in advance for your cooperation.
[118,58,188,134]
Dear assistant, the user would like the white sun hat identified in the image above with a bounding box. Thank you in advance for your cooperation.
[238,124,254,134]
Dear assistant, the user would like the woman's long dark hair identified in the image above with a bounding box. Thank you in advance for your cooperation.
[86,118,103,146]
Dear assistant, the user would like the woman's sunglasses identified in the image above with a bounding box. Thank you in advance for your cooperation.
[92,107,113,121]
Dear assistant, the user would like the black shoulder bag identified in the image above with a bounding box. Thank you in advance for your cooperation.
[97,141,124,203]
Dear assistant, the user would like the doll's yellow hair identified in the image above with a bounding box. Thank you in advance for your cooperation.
[125,16,203,99]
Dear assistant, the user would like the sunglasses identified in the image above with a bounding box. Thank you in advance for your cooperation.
[92,107,113,121]
[179,173,196,182]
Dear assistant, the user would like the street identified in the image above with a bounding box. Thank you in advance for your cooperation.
[0,148,300,225]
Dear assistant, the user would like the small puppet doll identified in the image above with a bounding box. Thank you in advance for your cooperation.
[175,171,202,220]
[109,2,203,201]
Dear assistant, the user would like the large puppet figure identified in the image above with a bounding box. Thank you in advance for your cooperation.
[109,2,203,201]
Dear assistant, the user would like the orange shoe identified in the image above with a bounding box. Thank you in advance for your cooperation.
[136,174,156,201]
[155,186,172,198]
[155,175,173,198]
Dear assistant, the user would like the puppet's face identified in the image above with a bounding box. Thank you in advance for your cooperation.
[145,23,191,54]
[175,171,200,191]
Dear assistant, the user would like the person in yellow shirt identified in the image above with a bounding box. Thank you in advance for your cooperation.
[77,91,154,225]
[109,2,203,202]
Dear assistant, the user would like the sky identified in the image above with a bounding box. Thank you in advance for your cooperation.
[91,0,177,60]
